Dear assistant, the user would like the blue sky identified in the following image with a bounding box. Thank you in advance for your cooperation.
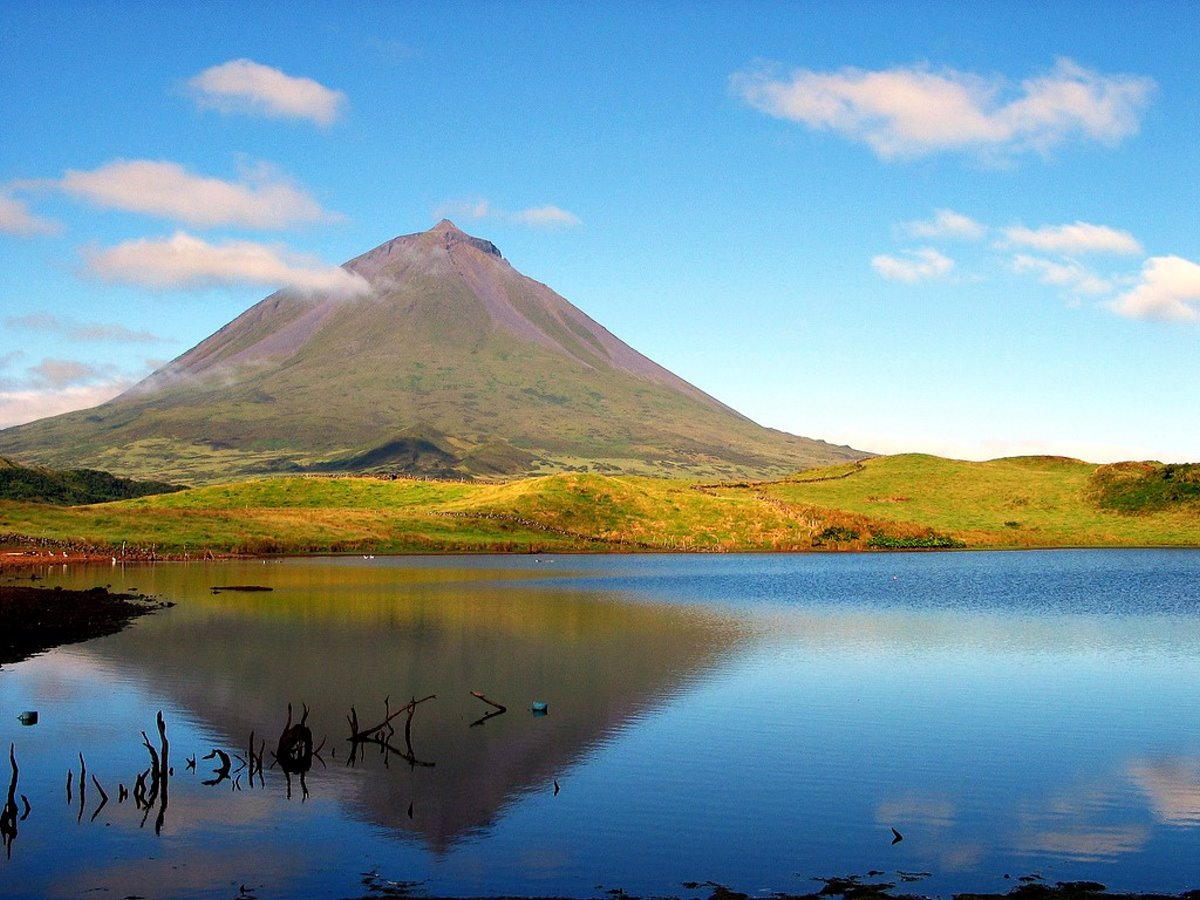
[1,0,1197,462]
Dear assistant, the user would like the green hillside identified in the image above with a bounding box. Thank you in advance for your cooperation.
[748,454,1200,547]
[0,456,184,505]
[2,455,1196,556]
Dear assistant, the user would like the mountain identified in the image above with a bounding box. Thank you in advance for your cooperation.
[0,220,864,483]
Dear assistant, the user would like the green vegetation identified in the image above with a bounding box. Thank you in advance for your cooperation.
[0,456,184,505]
[1,454,1196,556]
[1088,461,1200,513]
[748,453,1200,548]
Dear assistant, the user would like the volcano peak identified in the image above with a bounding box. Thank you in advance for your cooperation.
[0,221,863,482]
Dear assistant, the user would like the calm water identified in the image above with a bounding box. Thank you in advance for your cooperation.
[2,550,1200,898]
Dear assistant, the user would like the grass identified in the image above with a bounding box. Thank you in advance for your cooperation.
[746,454,1200,548]
[2,454,1197,557]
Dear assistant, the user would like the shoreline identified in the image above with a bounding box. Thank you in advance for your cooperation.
[0,582,172,666]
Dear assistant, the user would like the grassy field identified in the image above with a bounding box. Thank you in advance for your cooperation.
[1,455,1197,557]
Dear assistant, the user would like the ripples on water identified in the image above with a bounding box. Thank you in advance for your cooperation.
[1,550,1199,898]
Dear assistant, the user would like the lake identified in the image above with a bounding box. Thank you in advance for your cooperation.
[2,550,1200,899]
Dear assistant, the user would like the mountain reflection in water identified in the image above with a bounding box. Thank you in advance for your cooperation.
[29,558,743,852]
[4,551,1200,899]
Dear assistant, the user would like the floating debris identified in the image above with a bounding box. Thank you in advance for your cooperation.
[17,711,37,726]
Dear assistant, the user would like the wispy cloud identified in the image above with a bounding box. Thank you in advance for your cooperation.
[0,353,133,428]
[0,192,61,237]
[25,358,114,389]
[1111,256,1200,323]
[1002,221,1143,255]
[0,380,133,429]
[871,247,953,283]
[5,312,164,344]
[1012,254,1112,297]
[188,59,346,126]
[732,58,1154,161]
[83,231,371,298]
[510,205,582,228]
[433,197,583,229]
[57,159,335,229]
[901,209,985,241]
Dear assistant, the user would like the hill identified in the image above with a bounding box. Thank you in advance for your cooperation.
[0,456,184,505]
[2,455,1196,556]
[0,220,862,483]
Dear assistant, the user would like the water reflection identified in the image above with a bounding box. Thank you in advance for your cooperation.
[13,559,741,858]
[1128,759,1200,826]
[2,552,1200,898]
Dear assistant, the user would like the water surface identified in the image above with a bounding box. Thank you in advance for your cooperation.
[2,550,1199,898]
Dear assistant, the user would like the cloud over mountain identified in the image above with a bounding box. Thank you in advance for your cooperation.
[84,231,371,298]
[434,198,582,229]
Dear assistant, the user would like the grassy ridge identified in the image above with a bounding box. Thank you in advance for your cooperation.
[0,456,184,505]
[1,455,1197,556]
[747,454,1200,547]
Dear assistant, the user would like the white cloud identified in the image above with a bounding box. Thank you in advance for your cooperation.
[58,159,334,229]
[0,192,61,236]
[188,59,346,126]
[871,247,953,283]
[433,197,582,229]
[1012,254,1112,297]
[732,57,1154,160]
[902,209,985,241]
[1111,256,1200,323]
[0,381,133,429]
[510,205,582,228]
[83,231,371,299]
[1002,221,1142,255]
[0,355,136,427]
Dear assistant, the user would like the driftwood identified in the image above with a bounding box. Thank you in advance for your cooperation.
[347,695,435,743]
[469,691,507,728]
[202,748,232,786]
[76,753,87,824]
[89,775,108,823]
[137,711,170,834]
[347,695,436,769]
[247,731,265,788]
[273,703,316,800]
[1,744,18,859]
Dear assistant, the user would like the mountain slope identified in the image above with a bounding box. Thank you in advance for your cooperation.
[0,221,863,482]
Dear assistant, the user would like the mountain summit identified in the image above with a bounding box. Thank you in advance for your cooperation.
[0,222,863,482]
